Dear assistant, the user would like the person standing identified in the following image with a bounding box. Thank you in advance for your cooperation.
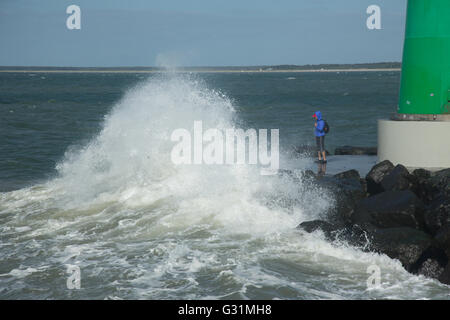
[313,111,327,163]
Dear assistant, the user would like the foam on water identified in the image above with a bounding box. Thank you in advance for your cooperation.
[0,74,449,299]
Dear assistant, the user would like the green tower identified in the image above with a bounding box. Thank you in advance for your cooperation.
[398,0,450,117]
[378,0,450,169]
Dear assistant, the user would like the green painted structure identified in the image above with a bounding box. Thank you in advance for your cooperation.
[398,0,450,115]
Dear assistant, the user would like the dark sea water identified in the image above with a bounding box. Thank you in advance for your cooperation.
[1,71,449,299]
[0,71,398,192]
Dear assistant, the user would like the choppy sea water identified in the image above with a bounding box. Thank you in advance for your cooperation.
[0,72,449,299]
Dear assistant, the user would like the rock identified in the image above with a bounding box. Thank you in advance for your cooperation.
[434,224,450,257]
[359,178,368,196]
[293,145,330,158]
[334,146,377,156]
[365,160,395,195]
[411,168,435,203]
[351,190,426,231]
[369,227,432,271]
[430,169,450,199]
[438,264,450,285]
[298,220,370,247]
[380,164,414,192]
[424,197,450,236]
[297,220,339,239]
[316,176,366,227]
[412,168,431,181]
[411,169,450,204]
[412,168,450,204]
[417,259,445,279]
[412,245,448,277]
[334,169,360,181]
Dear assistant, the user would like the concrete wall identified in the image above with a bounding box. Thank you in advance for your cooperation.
[378,119,450,169]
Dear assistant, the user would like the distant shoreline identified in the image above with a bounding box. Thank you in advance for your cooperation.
[0,68,400,74]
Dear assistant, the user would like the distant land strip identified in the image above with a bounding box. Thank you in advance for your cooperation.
[0,68,401,73]
[0,62,401,73]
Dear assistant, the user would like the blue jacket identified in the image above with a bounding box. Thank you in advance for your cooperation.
[314,111,325,137]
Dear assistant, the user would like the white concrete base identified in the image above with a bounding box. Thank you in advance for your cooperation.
[378,119,450,169]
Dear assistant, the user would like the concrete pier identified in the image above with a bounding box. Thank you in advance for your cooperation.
[291,155,377,177]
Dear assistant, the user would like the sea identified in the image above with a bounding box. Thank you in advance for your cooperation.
[0,71,449,299]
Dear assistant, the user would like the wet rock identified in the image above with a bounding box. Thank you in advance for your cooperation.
[300,159,450,286]
[424,197,450,236]
[412,168,450,204]
[380,164,415,192]
[334,169,360,181]
[297,220,339,239]
[417,259,445,279]
[438,264,450,285]
[316,176,366,227]
[351,190,426,231]
[434,224,450,257]
[334,146,377,156]
[359,178,368,196]
[369,227,432,272]
[412,168,431,181]
[365,160,394,195]
[411,245,448,277]
[411,169,434,203]
[298,220,369,247]
[430,169,450,199]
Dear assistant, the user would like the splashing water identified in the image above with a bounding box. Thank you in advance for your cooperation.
[0,75,449,299]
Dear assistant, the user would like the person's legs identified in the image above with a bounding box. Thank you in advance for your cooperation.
[316,137,322,161]
[321,136,326,162]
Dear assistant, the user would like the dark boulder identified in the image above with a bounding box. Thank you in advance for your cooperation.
[334,169,360,181]
[424,197,450,236]
[365,160,395,195]
[333,170,366,197]
[297,220,340,239]
[412,168,431,181]
[359,178,368,196]
[438,264,450,285]
[411,168,450,204]
[411,169,434,203]
[380,164,415,192]
[369,227,432,271]
[351,190,426,231]
[417,259,445,279]
[411,245,448,278]
[430,169,450,199]
[434,224,450,257]
[334,146,377,156]
[298,220,370,248]
[315,176,366,227]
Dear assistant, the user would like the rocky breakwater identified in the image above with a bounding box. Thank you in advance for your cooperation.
[296,160,450,285]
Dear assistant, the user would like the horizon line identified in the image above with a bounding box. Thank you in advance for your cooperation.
[0,62,402,69]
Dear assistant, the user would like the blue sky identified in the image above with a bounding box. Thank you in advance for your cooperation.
[0,0,407,67]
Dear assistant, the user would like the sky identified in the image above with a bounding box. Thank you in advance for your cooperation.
[0,0,407,67]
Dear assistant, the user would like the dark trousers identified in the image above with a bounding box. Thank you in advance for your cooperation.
[316,136,325,153]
